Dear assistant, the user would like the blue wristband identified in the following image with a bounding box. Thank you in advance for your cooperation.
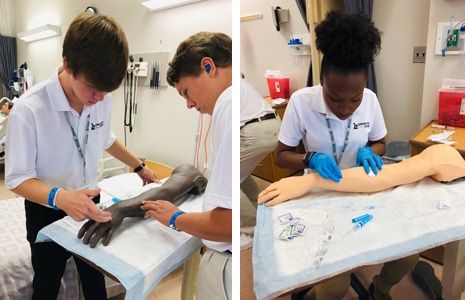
[169,211,185,231]
[48,187,60,210]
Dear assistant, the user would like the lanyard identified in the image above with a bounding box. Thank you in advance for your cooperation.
[325,114,352,165]
[65,112,90,185]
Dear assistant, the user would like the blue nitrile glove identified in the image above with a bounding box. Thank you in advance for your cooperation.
[309,152,342,182]
[355,146,383,175]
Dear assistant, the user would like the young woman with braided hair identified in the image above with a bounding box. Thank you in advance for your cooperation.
[272,10,416,300]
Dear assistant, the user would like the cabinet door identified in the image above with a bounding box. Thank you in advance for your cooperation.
[251,153,276,182]
[250,102,306,182]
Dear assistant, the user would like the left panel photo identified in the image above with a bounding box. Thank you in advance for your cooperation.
[1,0,233,299]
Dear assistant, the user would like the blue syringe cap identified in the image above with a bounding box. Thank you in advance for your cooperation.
[352,213,371,223]
[357,214,373,226]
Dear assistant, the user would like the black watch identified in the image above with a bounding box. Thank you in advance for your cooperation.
[302,151,316,167]
[133,163,145,173]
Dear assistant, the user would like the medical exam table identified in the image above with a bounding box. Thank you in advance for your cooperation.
[253,177,465,300]
[37,171,203,300]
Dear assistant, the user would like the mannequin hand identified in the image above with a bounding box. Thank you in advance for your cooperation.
[309,152,342,182]
[258,175,314,206]
[355,146,383,175]
[77,202,127,248]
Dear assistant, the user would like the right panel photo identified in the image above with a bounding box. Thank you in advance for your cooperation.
[240,1,465,299]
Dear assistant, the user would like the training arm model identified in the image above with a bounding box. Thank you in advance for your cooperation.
[259,144,465,206]
[78,164,208,248]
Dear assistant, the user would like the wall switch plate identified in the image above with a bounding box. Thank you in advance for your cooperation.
[413,46,426,63]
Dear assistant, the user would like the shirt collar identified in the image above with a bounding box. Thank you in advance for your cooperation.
[312,84,336,119]
[46,66,95,116]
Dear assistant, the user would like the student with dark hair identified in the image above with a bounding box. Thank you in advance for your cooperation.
[5,13,158,299]
[0,98,13,117]
[273,11,417,300]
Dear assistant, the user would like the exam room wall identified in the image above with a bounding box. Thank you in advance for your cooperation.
[420,0,465,128]
[240,0,310,99]
[14,0,232,169]
[240,0,430,142]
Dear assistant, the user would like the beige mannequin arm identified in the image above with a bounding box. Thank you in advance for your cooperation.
[258,144,465,206]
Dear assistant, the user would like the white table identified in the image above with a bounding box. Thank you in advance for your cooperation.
[253,177,465,300]
[37,173,203,300]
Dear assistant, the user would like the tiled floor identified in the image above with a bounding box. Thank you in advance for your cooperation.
[243,175,465,300]
[0,164,17,199]
[0,165,184,300]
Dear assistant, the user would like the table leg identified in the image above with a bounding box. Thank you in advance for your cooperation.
[442,239,465,300]
[181,251,201,300]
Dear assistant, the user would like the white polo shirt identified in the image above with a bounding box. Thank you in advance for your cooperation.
[240,77,275,126]
[279,85,387,170]
[5,67,116,191]
[202,85,232,253]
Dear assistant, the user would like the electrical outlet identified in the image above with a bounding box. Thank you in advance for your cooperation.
[413,46,426,63]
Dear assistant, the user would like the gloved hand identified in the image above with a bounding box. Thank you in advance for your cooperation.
[309,152,342,182]
[355,146,383,175]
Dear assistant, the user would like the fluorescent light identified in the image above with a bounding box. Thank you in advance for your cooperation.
[17,24,61,42]
[139,0,205,12]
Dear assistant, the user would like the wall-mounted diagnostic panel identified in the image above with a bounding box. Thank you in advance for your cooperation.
[128,51,171,87]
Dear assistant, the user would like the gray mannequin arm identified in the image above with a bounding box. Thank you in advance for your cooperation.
[78,164,208,247]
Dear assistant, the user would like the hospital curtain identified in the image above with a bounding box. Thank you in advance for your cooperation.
[0,34,17,99]
[344,0,377,94]
[0,0,16,99]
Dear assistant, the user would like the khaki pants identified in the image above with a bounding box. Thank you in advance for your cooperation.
[310,254,419,299]
[196,248,232,300]
[240,117,281,235]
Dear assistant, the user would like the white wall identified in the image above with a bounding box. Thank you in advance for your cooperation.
[421,0,465,127]
[14,0,464,167]
[14,0,232,168]
[240,0,431,143]
[240,0,310,97]
[372,0,430,141]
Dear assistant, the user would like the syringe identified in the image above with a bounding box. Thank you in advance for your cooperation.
[343,214,373,238]
[362,204,388,210]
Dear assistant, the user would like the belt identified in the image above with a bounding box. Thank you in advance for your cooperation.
[241,112,276,128]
